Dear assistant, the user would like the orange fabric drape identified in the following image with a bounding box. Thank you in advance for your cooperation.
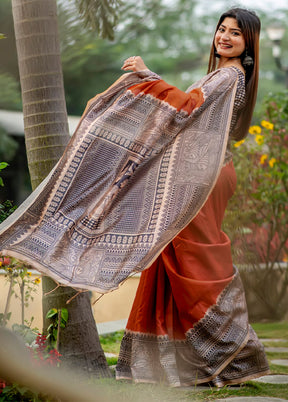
[126,160,237,339]
[128,80,204,114]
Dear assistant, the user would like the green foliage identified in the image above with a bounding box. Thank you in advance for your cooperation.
[0,0,19,81]
[12,322,38,345]
[0,312,11,327]
[46,308,68,349]
[0,162,8,187]
[0,160,17,225]
[0,200,17,224]
[0,383,46,402]
[0,128,19,162]
[0,73,22,110]
[75,0,122,40]
[58,0,207,115]
[224,90,288,320]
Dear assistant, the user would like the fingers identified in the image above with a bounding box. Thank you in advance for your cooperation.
[121,56,138,71]
[121,56,148,72]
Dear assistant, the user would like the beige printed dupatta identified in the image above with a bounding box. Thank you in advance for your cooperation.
[0,68,239,293]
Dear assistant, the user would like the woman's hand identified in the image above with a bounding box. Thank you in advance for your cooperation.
[121,56,149,72]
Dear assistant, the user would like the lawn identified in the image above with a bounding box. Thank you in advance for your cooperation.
[252,321,288,340]
[97,321,288,401]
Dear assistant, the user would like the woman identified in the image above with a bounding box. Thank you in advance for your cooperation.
[0,8,269,386]
[115,8,270,387]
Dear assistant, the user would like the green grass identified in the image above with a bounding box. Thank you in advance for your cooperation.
[99,330,124,354]
[106,356,118,366]
[90,379,288,401]
[98,322,288,401]
[251,321,288,340]
[261,340,288,348]
[269,362,288,375]
[266,351,288,359]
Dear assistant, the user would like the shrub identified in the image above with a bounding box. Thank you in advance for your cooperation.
[224,91,288,320]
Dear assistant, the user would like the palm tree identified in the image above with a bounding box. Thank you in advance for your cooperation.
[11,0,121,375]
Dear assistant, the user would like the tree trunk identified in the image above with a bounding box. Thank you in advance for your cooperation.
[43,278,111,376]
[11,0,111,377]
[11,0,70,188]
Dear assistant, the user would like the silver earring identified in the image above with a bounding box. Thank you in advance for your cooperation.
[242,49,254,67]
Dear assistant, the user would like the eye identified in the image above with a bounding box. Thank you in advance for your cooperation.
[232,31,241,36]
[218,27,225,33]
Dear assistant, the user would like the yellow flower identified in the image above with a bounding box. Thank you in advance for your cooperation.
[269,157,276,167]
[255,135,264,145]
[260,154,268,164]
[84,43,95,50]
[261,120,274,130]
[34,277,41,284]
[27,271,32,276]
[7,267,12,272]
[0,261,2,267]
[233,139,245,148]
[249,125,261,135]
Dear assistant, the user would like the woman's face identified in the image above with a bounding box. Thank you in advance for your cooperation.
[214,17,246,60]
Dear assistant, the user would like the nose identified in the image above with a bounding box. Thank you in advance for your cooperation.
[221,32,230,41]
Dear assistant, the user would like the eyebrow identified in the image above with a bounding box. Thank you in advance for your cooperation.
[220,23,242,32]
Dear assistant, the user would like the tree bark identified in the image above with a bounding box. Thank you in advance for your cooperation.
[11,0,70,188]
[11,0,111,377]
[43,278,111,376]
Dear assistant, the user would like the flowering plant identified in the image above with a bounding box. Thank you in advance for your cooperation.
[224,91,288,320]
[0,333,61,401]
[28,333,62,367]
[0,256,41,327]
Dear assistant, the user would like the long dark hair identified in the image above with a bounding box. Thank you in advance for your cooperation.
[208,8,261,141]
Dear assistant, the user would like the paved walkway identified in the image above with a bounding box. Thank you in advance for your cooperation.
[265,347,288,353]
[253,374,288,384]
[97,319,127,335]
[271,359,288,367]
[259,339,288,354]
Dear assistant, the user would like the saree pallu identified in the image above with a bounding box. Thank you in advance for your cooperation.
[116,161,270,387]
[1,68,240,293]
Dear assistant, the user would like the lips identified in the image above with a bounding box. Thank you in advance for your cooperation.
[219,43,232,48]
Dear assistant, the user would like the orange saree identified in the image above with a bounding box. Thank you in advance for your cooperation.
[116,160,270,387]
[0,63,269,385]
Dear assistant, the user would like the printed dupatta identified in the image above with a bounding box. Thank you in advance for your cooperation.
[0,68,239,293]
